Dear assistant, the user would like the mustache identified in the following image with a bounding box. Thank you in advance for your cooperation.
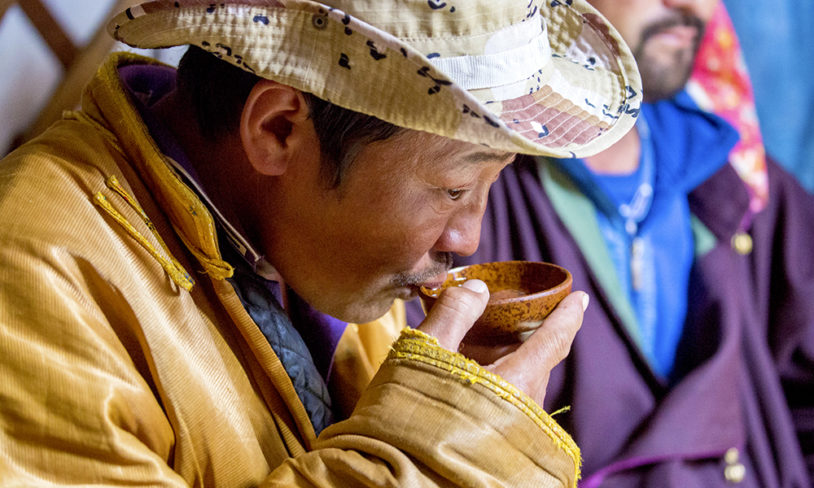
[640,14,705,46]
[392,252,453,287]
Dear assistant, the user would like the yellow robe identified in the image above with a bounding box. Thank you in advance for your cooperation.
[0,53,579,487]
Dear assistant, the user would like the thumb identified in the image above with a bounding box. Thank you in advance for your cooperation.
[417,279,489,351]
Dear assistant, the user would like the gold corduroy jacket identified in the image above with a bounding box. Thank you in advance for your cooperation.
[0,53,580,487]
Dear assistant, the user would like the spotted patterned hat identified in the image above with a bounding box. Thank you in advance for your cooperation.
[109,0,641,158]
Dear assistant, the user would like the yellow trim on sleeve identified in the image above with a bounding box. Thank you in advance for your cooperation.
[388,328,581,482]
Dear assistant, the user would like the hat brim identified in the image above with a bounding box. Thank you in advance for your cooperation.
[110,0,640,158]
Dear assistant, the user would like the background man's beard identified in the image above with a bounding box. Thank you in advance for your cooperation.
[635,15,705,102]
[637,50,695,102]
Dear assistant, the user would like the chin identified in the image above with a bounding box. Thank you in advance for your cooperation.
[329,296,396,324]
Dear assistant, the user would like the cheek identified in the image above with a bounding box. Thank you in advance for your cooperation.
[376,206,447,261]
[352,195,448,268]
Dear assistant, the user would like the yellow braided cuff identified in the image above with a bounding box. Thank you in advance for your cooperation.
[387,327,581,482]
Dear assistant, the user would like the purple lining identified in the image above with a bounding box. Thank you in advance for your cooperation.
[119,64,204,184]
[580,445,744,487]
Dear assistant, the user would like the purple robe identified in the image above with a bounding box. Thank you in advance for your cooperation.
[409,155,814,487]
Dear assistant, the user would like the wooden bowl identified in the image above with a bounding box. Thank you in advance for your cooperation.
[418,260,572,339]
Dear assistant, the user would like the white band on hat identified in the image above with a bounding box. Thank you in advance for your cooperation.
[428,17,551,91]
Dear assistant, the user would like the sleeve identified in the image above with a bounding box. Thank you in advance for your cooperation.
[0,243,187,486]
[264,329,581,488]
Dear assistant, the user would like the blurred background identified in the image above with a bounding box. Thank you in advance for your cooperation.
[0,0,183,154]
[725,0,814,192]
[0,0,812,192]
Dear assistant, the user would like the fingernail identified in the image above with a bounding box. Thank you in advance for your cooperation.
[462,279,488,294]
[582,293,590,311]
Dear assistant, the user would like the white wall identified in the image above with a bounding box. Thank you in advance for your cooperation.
[0,1,183,154]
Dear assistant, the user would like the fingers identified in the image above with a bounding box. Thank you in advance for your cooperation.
[417,279,489,351]
[418,287,588,407]
[520,291,587,372]
[486,291,588,405]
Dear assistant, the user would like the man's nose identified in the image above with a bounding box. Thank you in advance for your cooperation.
[662,0,717,19]
[433,207,484,257]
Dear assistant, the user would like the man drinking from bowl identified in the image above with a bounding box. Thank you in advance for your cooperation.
[0,0,640,485]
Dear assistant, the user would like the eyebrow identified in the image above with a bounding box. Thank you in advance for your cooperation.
[463,150,516,163]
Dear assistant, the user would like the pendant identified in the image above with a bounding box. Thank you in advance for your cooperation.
[631,237,645,291]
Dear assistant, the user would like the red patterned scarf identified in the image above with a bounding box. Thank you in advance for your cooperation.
[687,1,769,220]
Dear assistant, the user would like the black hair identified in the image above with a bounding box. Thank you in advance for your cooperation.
[175,46,402,187]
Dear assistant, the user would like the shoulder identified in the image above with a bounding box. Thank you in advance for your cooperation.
[0,118,128,242]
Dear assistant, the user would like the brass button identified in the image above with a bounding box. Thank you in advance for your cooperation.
[724,447,739,464]
[731,232,753,255]
[724,447,746,483]
[725,463,746,483]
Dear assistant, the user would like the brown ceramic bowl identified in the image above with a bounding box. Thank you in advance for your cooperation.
[418,260,572,339]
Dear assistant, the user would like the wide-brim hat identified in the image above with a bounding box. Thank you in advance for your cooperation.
[109,0,641,158]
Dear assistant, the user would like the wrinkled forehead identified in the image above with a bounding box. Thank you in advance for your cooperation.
[387,129,516,164]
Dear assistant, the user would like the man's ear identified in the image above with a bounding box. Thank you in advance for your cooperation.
[240,79,312,176]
